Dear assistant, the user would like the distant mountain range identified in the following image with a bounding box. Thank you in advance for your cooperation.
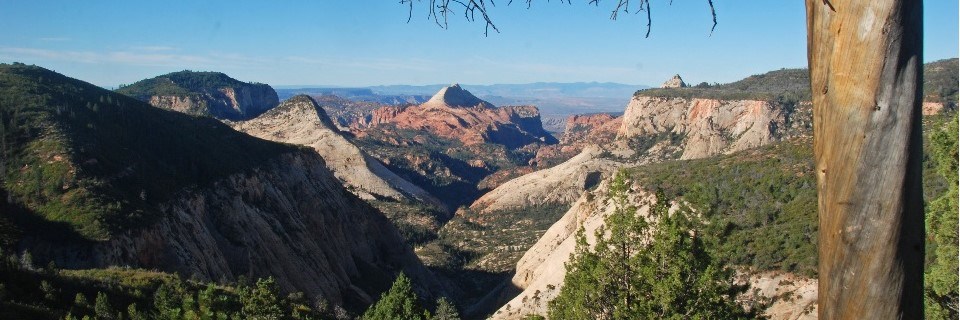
[276,82,649,117]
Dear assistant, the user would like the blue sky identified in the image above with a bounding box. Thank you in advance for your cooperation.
[0,1,956,88]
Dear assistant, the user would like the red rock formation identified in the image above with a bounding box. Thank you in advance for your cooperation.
[354,85,557,149]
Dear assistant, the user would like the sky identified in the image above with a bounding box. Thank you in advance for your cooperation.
[0,1,957,88]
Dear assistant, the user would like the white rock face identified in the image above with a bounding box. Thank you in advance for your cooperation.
[230,95,444,209]
[422,83,494,109]
[470,146,622,213]
[618,96,787,159]
[660,74,688,88]
[746,272,818,320]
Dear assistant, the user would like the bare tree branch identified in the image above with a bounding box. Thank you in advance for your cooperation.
[402,0,717,38]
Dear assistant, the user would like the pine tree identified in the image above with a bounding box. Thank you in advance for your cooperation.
[94,291,115,320]
[127,303,147,320]
[433,297,460,320]
[362,273,426,320]
[549,171,758,319]
[74,292,89,308]
[239,277,285,320]
[154,280,186,320]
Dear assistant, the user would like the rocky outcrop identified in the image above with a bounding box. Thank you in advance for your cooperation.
[229,95,443,210]
[471,146,621,214]
[661,74,688,88]
[31,152,443,310]
[533,113,622,167]
[355,85,557,149]
[560,113,621,145]
[618,96,790,159]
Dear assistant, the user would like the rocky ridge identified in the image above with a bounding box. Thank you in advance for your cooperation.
[229,95,444,210]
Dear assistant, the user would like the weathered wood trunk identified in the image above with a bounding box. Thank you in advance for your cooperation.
[806,0,924,318]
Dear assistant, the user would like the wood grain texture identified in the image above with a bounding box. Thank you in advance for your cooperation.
[805,0,925,318]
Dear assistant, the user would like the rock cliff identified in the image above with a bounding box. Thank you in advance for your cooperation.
[118,71,279,120]
[229,95,444,210]
[618,96,793,160]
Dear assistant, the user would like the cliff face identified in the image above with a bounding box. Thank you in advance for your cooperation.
[147,85,278,120]
[355,85,557,149]
[618,96,793,160]
[229,95,444,210]
[29,152,442,310]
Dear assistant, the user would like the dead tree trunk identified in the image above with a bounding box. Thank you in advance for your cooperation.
[806,0,924,318]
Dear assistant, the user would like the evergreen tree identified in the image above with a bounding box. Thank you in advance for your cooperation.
[433,297,460,320]
[94,291,114,320]
[362,273,426,320]
[154,280,186,320]
[549,171,758,319]
[239,277,285,320]
[925,118,959,319]
[127,303,147,320]
[74,292,89,308]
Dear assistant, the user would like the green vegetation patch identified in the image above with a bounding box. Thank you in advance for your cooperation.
[627,138,819,276]
[0,251,349,320]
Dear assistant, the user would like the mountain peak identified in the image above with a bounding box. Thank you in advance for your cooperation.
[423,83,493,109]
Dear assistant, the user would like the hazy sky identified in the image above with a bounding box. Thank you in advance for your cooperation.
[1,1,957,87]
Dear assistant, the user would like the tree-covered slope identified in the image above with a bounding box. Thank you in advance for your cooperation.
[116,70,279,120]
[116,70,261,99]
[0,63,298,241]
[923,58,960,105]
